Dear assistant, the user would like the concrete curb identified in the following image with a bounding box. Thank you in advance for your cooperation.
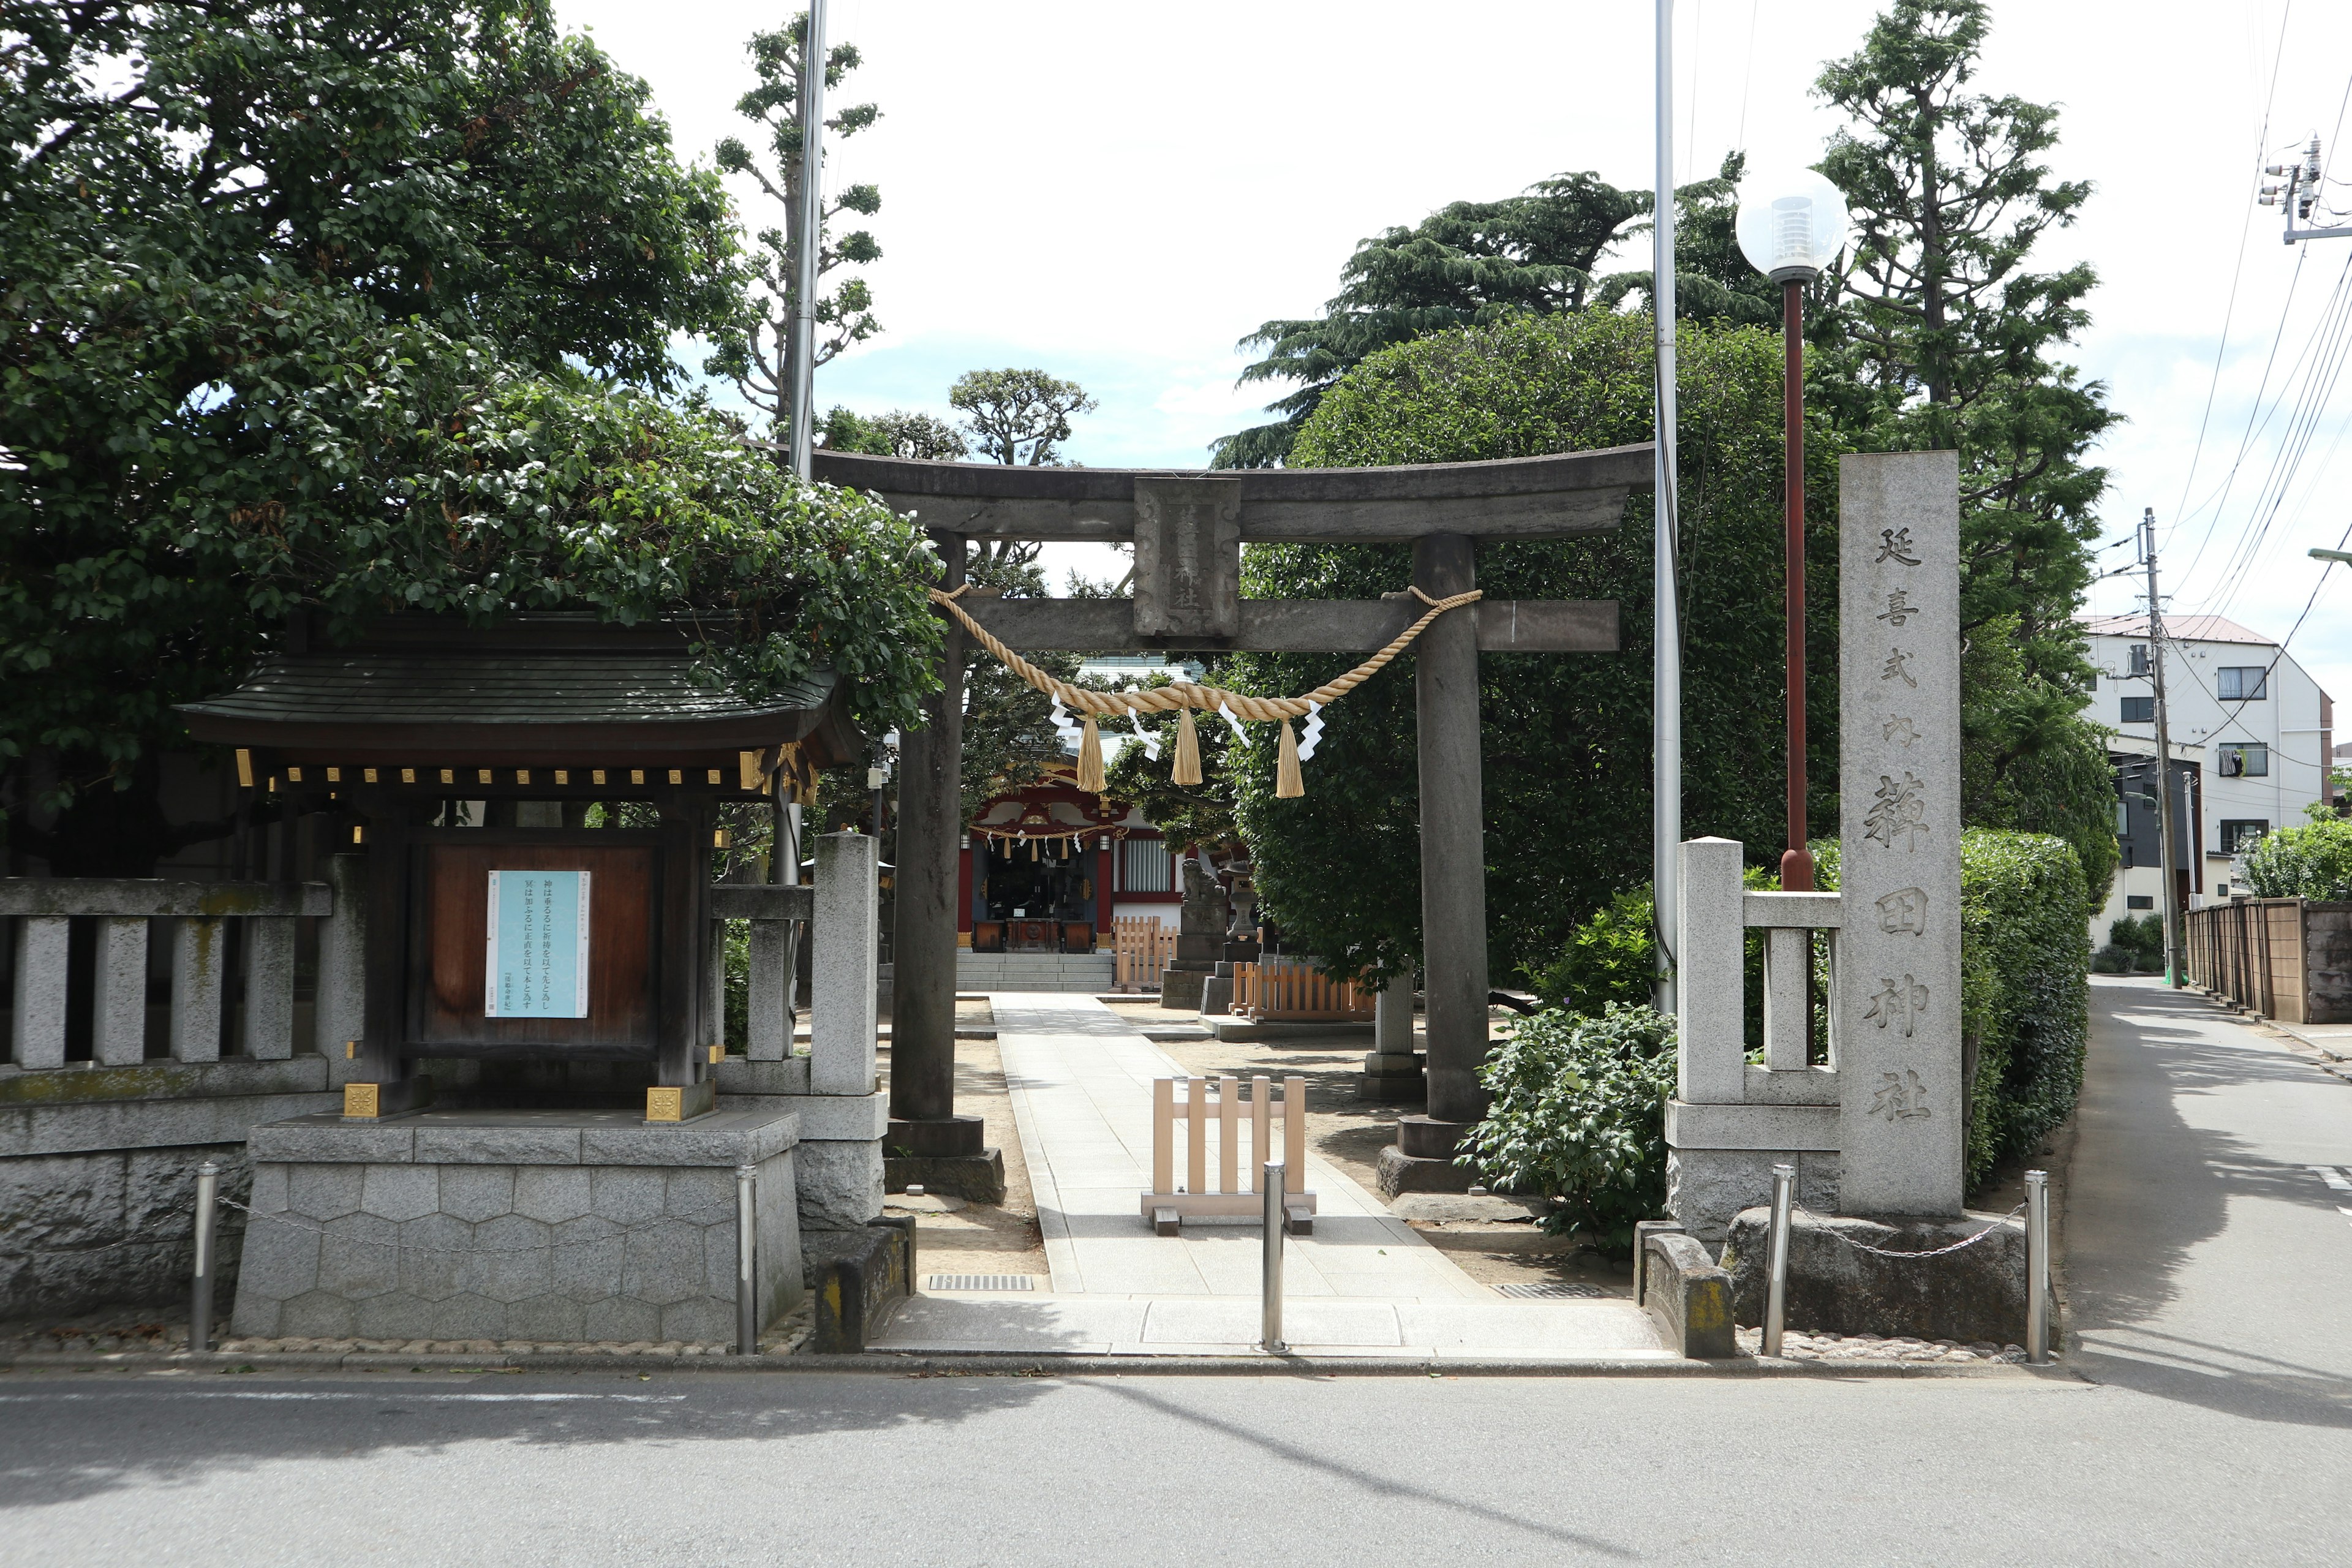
[0,1348,2058,1379]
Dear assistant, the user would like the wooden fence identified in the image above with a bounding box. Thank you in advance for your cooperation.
[1113,916,1176,991]
[1141,1073,1316,1232]
[1235,954,1373,1022]
[2185,897,2352,1024]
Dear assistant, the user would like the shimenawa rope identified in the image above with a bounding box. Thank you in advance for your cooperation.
[929,583,1481,797]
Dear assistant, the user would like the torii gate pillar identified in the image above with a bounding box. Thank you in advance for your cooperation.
[1390,533,1493,1179]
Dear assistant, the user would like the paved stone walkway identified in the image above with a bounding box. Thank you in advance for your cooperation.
[873,992,1667,1359]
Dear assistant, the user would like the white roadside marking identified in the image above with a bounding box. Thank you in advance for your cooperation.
[2309,1166,2352,1192]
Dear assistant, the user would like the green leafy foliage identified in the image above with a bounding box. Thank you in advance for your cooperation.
[1956,829,2091,1184]
[1458,1004,1678,1255]
[1226,309,1838,987]
[950,370,1096,467]
[1522,889,1656,1015]
[819,407,968,459]
[1,2,942,872]
[2240,817,2352,901]
[2109,913,2165,965]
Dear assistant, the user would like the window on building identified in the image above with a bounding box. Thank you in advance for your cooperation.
[2126,894,2154,910]
[2220,819,2270,853]
[2128,643,2150,676]
[1120,839,1173,892]
[2114,800,2129,835]
[2120,696,2155,723]
[2217,666,2269,701]
[2218,743,2269,778]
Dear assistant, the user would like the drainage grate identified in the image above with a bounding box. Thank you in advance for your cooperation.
[1492,1281,1603,1300]
[926,1274,1039,1293]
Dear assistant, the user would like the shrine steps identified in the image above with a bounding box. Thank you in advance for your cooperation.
[955,952,1117,993]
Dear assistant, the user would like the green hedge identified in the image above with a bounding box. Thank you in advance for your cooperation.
[1954,830,2092,1184]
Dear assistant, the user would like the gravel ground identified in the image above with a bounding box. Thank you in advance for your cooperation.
[877,998,1050,1283]
[1736,1326,2029,1363]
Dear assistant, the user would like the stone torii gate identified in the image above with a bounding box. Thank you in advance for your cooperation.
[814,445,1653,1190]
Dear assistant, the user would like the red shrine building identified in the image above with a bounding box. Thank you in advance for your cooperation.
[957,763,1179,953]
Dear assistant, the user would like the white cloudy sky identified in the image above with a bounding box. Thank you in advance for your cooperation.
[557,0,2352,720]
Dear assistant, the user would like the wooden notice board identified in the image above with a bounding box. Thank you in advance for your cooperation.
[410,837,660,1057]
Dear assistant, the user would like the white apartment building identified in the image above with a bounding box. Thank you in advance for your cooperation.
[2079,614,2335,942]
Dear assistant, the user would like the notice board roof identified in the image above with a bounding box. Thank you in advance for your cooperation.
[176,615,858,764]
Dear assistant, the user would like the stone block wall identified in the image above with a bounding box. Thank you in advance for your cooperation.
[230,1109,803,1342]
[1,1057,336,1319]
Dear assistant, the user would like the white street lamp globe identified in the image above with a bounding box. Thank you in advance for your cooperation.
[1736,170,1851,284]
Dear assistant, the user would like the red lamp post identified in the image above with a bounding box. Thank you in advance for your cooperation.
[1736,173,1850,893]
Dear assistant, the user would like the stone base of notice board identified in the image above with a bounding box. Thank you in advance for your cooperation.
[228,1107,804,1343]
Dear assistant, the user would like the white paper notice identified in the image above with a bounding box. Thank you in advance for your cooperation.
[484,870,590,1018]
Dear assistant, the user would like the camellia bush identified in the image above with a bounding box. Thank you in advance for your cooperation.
[2240,813,2352,902]
[1457,1003,1678,1256]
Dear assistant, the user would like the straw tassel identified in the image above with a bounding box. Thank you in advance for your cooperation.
[1276,717,1304,798]
[1173,706,1203,786]
[1077,712,1105,793]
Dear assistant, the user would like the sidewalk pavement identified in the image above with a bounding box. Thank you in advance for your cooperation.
[871,992,1670,1361]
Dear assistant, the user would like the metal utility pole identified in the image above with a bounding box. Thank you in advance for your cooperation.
[2143,507,2184,989]
[2263,137,2352,244]
[1652,0,1682,1010]
[786,0,829,480]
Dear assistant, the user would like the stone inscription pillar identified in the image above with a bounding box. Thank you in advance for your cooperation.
[1836,451,1964,1216]
[889,531,981,1154]
[1408,532,1491,1140]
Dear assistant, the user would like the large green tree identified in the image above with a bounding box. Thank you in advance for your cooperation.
[1221,310,1838,986]
[1,1,940,873]
[1815,0,2118,900]
[1213,159,1776,469]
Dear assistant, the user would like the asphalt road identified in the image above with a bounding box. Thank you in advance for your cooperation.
[2068,976,2352,1424]
[0,977,2344,1567]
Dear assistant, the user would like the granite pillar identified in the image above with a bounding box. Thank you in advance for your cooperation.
[1836,451,1965,1216]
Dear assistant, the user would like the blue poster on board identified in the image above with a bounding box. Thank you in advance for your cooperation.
[484,870,590,1018]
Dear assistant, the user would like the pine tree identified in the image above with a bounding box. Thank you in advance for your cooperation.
[706,12,883,437]
[1815,0,2119,899]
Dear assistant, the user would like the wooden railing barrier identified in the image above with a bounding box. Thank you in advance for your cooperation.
[1141,1074,1316,1232]
[1234,955,1373,1022]
[1114,915,1177,992]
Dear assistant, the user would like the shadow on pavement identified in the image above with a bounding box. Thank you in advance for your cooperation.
[0,1371,1056,1511]
[2068,979,2352,1430]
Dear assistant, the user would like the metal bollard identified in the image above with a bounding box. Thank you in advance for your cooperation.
[735,1163,759,1357]
[2026,1169,2051,1365]
[190,1159,221,1354]
[1762,1162,1795,1358]
[1261,1159,1287,1354]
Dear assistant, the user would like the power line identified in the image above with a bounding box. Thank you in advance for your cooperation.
[2168,1,2296,545]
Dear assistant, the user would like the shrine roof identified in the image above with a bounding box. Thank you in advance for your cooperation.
[176,615,856,763]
